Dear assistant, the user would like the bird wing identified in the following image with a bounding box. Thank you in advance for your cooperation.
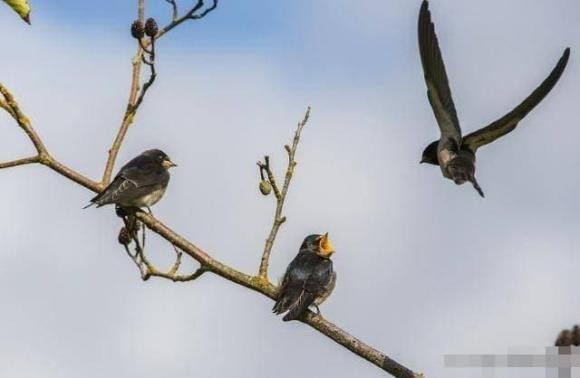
[272,252,310,315]
[418,0,462,147]
[90,157,168,206]
[282,259,333,321]
[463,48,570,153]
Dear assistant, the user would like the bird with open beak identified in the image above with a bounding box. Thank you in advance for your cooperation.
[273,233,336,321]
[85,149,177,213]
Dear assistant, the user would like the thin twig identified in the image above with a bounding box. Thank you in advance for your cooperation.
[0,83,48,154]
[0,98,15,116]
[147,264,207,282]
[101,0,218,187]
[121,214,207,283]
[100,0,145,187]
[158,0,218,37]
[257,107,311,279]
[0,155,38,169]
[165,0,179,21]
[133,39,156,111]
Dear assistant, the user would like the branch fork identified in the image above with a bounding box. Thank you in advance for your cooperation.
[257,107,310,279]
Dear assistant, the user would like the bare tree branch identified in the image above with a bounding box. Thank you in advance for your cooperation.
[101,0,146,186]
[0,82,48,155]
[0,98,14,116]
[0,2,422,376]
[118,213,208,282]
[101,0,218,187]
[134,39,157,110]
[0,155,38,169]
[159,0,218,37]
[257,107,310,279]
[165,0,179,21]
[0,123,421,376]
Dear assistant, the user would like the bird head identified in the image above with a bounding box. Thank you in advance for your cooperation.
[420,141,439,165]
[301,233,335,258]
[143,149,177,169]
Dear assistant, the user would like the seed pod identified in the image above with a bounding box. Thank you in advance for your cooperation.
[259,180,272,196]
[144,18,159,37]
[118,227,132,245]
[131,20,145,39]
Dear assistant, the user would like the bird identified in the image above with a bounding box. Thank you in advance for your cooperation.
[85,149,176,212]
[417,0,570,197]
[273,233,336,321]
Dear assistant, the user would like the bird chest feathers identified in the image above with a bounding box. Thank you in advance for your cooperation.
[437,148,456,178]
[133,186,167,207]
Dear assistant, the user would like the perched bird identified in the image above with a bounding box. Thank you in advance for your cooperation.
[273,233,336,321]
[85,149,176,212]
[418,0,570,197]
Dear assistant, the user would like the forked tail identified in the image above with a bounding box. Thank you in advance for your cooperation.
[470,176,485,198]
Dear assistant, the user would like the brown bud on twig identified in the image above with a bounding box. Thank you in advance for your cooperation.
[259,180,272,196]
[131,20,145,39]
[144,18,159,38]
[118,227,132,245]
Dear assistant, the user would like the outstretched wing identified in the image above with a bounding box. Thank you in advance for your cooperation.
[418,0,462,147]
[463,48,570,153]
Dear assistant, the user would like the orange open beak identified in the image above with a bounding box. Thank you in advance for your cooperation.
[318,233,335,257]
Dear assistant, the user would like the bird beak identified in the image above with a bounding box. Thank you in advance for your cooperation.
[163,159,177,169]
[318,233,335,257]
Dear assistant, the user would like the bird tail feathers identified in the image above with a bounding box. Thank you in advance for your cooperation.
[470,176,485,198]
[82,202,95,209]
[282,292,313,322]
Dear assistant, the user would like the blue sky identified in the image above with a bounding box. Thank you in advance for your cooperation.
[1,1,580,378]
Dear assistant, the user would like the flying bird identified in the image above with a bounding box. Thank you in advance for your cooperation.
[273,233,336,321]
[85,149,176,212]
[418,0,570,197]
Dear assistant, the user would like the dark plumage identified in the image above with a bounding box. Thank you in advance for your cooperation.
[418,0,570,197]
[273,234,336,321]
[85,149,176,210]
